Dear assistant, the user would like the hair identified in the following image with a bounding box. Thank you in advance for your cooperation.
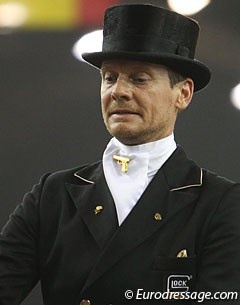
[167,68,186,88]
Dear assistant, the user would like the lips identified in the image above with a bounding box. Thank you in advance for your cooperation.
[109,109,139,116]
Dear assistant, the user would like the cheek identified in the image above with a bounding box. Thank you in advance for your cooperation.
[101,100,107,119]
[146,99,162,120]
[100,90,108,111]
[101,84,111,102]
[100,93,111,122]
[146,97,172,123]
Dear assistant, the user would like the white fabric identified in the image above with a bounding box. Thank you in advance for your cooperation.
[102,134,177,225]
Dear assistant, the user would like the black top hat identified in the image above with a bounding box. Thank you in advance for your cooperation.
[82,4,211,91]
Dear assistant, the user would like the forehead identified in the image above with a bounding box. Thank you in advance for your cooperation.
[101,59,168,73]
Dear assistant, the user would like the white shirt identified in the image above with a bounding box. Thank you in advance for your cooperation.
[102,134,177,225]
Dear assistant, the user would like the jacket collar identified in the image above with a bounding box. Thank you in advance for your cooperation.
[66,161,119,249]
[163,145,202,191]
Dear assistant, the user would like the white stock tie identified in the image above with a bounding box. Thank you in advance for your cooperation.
[103,136,177,225]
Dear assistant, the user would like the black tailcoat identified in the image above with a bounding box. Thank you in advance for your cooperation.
[0,147,240,305]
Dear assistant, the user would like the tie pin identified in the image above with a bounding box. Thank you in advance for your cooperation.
[113,155,130,172]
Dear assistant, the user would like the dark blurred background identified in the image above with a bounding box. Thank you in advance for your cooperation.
[0,0,240,304]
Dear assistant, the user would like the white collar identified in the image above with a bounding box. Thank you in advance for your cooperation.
[105,134,177,178]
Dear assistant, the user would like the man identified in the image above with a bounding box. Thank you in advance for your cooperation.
[0,4,240,305]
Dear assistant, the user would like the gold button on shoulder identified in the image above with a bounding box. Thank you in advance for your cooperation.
[80,300,91,305]
[154,212,162,221]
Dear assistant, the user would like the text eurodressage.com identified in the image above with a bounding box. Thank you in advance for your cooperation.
[124,289,239,303]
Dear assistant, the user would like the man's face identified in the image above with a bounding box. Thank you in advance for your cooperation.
[101,59,192,145]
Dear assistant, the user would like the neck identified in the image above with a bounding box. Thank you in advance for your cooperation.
[113,134,176,153]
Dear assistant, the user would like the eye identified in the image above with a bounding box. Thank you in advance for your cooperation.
[133,77,148,83]
[130,73,150,84]
[102,72,116,84]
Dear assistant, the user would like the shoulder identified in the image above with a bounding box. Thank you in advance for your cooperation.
[42,160,102,186]
[199,169,240,229]
[201,168,240,199]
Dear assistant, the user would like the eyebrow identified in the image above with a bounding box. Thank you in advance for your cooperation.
[101,65,153,74]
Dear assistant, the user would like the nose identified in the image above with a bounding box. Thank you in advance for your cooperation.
[111,77,132,102]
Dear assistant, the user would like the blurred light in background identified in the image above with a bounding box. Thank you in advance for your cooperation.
[230,83,240,111]
[72,29,103,62]
[167,0,211,15]
[0,2,28,28]
[0,0,119,30]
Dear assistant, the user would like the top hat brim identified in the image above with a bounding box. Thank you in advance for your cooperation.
[82,51,211,92]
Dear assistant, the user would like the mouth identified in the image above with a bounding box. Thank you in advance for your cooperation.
[109,109,139,117]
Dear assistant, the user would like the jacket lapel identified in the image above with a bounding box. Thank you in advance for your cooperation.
[65,162,118,249]
[81,146,202,293]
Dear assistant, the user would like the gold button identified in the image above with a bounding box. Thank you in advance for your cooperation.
[177,249,188,258]
[94,205,103,215]
[154,212,162,221]
[80,300,91,305]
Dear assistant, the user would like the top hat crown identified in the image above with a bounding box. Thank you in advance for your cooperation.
[82,4,211,91]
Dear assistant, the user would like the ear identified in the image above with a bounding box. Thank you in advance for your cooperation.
[175,78,194,111]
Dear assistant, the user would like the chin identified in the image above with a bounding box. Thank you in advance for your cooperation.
[106,123,153,145]
[110,130,145,145]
